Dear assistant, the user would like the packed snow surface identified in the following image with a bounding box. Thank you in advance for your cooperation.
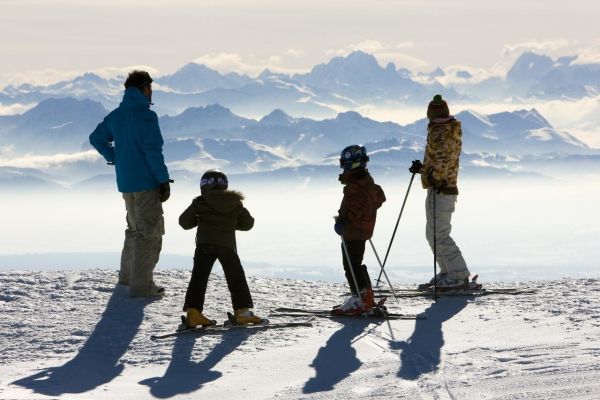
[1,269,600,399]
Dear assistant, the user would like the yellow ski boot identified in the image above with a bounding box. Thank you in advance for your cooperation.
[185,308,216,328]
[232,308,264,325]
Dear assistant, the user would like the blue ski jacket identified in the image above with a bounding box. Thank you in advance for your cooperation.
[89,87,170,193]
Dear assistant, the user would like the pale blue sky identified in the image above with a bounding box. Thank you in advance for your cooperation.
[1,0,599,84]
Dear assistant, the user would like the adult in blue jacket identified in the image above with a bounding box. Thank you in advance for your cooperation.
[89,70,170,297]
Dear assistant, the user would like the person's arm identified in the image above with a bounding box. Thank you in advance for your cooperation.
[89,119,115,164]
[141,111,170,183]
[236,207,255,231]
[179,200,198,230]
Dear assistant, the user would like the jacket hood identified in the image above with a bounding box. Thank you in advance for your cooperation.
[202,190,244,213]
[119,87,150,109]
[339,167,369,185]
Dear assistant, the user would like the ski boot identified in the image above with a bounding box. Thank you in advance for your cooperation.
[417,272,447,291]
[182,308,217,329]
[430,274,482,292]
[227,308,266,325]
[332,288,376,316]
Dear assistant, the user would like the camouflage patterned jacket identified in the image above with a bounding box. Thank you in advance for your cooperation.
[421,117,462,195]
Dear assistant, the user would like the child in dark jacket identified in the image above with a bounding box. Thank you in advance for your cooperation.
[179,170,262,327]
[333,145,386,315]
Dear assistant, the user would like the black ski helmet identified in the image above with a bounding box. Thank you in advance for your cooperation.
[200,170,228,193]
[339,145,369,171]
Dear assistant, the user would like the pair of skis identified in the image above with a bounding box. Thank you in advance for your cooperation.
[151,302,426,340]
[345,275,536,298]
[150,315,315,341]
[269,307,426,320]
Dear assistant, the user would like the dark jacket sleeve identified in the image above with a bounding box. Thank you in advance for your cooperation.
[89,119,115,163]
[179,200,198,230]
[141,111,170,184]
[236,207,255,231]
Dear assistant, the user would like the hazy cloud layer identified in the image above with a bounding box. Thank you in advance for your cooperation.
[0,151,101,169]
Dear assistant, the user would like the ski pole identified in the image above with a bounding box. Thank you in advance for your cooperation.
[432,188,438,302]
[368,239,400,305]
[341,237,367,318]
[375,172,416,286]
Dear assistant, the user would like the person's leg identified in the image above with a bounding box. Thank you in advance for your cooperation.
[119,193,135,285]
[129,189,165,296]
[216,245,253,310]
[432,193,469,280]
[425,189,449,275]
[183,245,218,311]
[341,240,367,294]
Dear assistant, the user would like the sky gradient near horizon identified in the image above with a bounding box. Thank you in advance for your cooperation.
[1,0,600,85]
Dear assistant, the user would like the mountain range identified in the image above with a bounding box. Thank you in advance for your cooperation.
[1,96,597,189]
[2,50,600,119]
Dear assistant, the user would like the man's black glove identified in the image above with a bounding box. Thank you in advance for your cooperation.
[159,181,171,202]
[409,159,423,174]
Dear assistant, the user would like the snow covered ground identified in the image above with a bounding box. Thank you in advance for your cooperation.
[2,269,600,399]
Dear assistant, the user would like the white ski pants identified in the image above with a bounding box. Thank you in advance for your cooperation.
[425,189,469,279]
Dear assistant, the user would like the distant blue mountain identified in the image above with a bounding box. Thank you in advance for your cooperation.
[2,50,600,119]
[0,95,596,190]
[293,50,453,102]
[0,97,107,154]
[156,63,253,93]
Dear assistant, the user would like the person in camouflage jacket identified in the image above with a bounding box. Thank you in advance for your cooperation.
[420,114,462,195]
[410,95,471,287]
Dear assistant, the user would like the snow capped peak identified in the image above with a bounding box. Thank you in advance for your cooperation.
[157,63,252,93]
[74,72,106,83]
[345,50,380,65]
[335,111,366,123]
[259,109,295,126]
[457,109,493,126]
[507,52,554,82]
[513,108,551,128]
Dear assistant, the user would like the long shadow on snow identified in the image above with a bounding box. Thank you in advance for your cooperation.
[140,329,250,398]
[13,285,151,395]
[394,297,468,379]
[303,319,372,394]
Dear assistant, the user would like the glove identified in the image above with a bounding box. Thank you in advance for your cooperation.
[159,181,171,202]
[409,160,423,174]
[427,171,446,193]
[334,218,345,236]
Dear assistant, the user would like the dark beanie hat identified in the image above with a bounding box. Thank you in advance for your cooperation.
[427,94,450,121]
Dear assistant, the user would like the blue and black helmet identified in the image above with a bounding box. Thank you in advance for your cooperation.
[200,170,228,193]
[339,145,369,171]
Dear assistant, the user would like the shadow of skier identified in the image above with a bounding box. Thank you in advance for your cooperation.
[13,284,151,395]
[394,297,468,380]
[303,319,372,394]
[139,329,250,398]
